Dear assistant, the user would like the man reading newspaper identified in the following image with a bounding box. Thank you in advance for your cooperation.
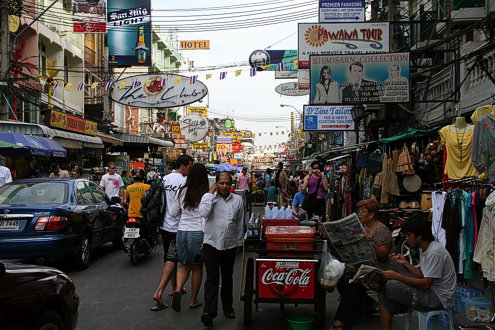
[371,215,456,330]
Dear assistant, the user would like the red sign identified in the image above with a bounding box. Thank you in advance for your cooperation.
[232,143,244,153]
[67,115,86,133]
[257,259,316,299]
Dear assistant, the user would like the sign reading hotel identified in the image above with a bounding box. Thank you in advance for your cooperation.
[180,40,210,50]
[298,22,389,68]
[309,53,409,104]
[303,105,355,131]
[180,113,209,142]
[319,0,365,23]
[110,73,208,108]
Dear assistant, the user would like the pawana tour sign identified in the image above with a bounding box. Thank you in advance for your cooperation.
[110,73,208,108]
[180,113,209,142]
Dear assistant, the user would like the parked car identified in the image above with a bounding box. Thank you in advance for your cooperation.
[0,259,79,329]
[0,178,127,269]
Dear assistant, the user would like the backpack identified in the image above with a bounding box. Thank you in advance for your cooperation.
[140,180,166,224]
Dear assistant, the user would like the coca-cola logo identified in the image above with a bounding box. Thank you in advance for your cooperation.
[261,268,311,286]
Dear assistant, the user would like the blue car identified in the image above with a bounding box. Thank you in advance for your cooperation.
[0,178,127,269]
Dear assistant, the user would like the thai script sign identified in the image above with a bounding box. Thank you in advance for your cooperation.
[309,52,409,104]
[180,40,210,50]
[73,0,107,33]
[107,0,151,66]
[303,105,355,131]
[298,22,389,68]
[110,73,208,108]
[275,82,310,96]
[49,110,97,135]
[257,259,316,299]
[67,115,85,133]
[319,0,365,23]
[179,113,209,142]
[85,120,97,136]
[50,110,67,129]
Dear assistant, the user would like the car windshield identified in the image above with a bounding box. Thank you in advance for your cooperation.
[0,182,69,206]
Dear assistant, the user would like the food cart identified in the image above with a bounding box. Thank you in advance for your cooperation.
[240,220,327,328]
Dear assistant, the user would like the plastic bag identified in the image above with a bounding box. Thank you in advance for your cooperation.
[318,242,345,292]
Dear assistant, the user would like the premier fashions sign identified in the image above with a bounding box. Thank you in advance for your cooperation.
[298,22,389,68]
[110,74,208,108]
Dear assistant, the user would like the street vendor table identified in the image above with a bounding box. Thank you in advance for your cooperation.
[239,225,327,328]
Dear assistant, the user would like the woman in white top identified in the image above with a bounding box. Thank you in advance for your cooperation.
[169,163,209,311]
[313,65,339,104]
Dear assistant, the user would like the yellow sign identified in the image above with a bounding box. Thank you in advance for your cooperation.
[188,106,207,117]
[179,40,210,50]
[193,143,208,149]
[171,124,181,133]
[216,144,232,153]
[50,110,67,129]
[85,120,97,136]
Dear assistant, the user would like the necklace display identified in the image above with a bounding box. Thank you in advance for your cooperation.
[455,126,467,162]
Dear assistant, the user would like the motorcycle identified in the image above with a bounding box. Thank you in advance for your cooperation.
[123,217,157,265]
[388,209,421,268]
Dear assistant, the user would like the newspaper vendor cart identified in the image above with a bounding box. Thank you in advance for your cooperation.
[240,222,327,328]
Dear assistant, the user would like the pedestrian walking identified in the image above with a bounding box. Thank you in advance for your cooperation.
[199,171,244,328]
[0,161,12,187]
[49,163,70,178]
[170,163,209,312]
[263,168,272,204]
[275,162,288,207]
[151,155,193,311]
[99,162,124,200]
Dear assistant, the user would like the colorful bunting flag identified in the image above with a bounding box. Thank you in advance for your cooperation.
[219,72,227,80]
[104,82,112,91]
[175,77,182,85]
[91,82,99,89]
[235,70,241,77]
[118,81,126,89]
[64,82,72,90]
[77,82,85,91]
[130,81,137,88]
[278,62,285,71]
[161,77,167,86]
[51,82,59,90]
[258,133,261,136]
[250,67,256,77]
[206,74,212,80]
[190,75,198,84]
[270,132,273,136]
[281,131,285,135]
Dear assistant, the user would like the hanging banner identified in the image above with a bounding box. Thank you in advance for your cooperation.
[309,52,410,104]
[110,73,208,108]
[249,50,298,71]
[107,0,151,66]
[319,0,365,23]
[298,22,389,68]
[275,82,310,96]
[73,0,107,33]
[179,113,209,142]
[303,105,355,131]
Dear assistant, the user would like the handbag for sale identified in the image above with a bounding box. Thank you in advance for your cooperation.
[386,159,400,196]
[356,153,369,168]
[367,149,383,175]
[371,173,382,200]
[421,192,433,211]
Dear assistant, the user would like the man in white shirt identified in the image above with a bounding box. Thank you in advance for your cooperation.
[99,162,124,200]
[49,163,70,178]
[0,164,12,187]
[151,155,193,311]
[199,171,244,327]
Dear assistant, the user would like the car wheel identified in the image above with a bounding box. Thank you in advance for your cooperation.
[74,233,91,270]
[33,309,64,330]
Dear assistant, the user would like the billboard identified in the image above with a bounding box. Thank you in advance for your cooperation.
[249,50,298,71]
[110,73,208,108]
[298,22,389,68]
[107,0,151,66]
[73,0,107,33]
[309,53,409,104]
[303,105,355,131]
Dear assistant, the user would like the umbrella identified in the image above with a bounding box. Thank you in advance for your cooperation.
[0,140,27,149]
[0,132,50,157]
[215,163,235,172]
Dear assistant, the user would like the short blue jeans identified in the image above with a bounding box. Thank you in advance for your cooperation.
[176,230,204,264]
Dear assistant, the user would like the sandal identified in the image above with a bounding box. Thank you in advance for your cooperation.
[330,322,347,330]
[168,288,187,296]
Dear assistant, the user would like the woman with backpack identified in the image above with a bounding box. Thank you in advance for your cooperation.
[301,161,329,219]
[169,163,209,312]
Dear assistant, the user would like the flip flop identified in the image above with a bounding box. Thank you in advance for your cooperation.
[189,301,203,309]
[168,288,187,296]
[151,302,168,311]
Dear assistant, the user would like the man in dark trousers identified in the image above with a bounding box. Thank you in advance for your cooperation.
[199,171,245,328]
[341,61,379,103]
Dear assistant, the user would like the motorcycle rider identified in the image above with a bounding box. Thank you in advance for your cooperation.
[125,168,153,246]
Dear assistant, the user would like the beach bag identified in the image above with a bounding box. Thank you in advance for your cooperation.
[367,149,383,174]
[386,159,400,196]
[371,173,382,199]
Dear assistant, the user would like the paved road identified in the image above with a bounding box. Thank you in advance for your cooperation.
[59,205,413,329]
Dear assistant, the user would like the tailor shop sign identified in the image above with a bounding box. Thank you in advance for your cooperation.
[275,82,309,96]
[110,73,208,108]
[49,110,97,136]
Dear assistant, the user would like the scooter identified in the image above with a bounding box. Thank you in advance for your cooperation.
[388,209,421,268]
[123,217,157,265]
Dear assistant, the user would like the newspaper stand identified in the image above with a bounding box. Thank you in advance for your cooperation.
[241,220,326,328]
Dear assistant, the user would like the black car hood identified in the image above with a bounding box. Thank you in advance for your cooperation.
[0,262,65,287]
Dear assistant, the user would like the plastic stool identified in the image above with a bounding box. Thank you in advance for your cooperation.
[404,308,454,330]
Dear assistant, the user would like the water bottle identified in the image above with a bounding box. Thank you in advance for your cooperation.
[285,205,292,219]
[271,206,279,219]
[264,205,272,219]
[253,217,259,237]
[277,206,286,219]
[247,213,255,237]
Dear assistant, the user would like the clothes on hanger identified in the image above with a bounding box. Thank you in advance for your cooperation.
[473,190,495,281]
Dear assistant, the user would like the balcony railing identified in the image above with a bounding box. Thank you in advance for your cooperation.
[410,5,441,46]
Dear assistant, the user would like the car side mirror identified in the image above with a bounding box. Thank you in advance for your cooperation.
[0,261,5,277]
[110,196,121,204]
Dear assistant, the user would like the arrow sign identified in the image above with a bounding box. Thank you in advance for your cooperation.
[303,105,355,131]
[329,16,360,20]
[319,0,365,23]
[322,124,351,129]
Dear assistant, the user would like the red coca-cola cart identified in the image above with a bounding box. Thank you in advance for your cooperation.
[242,224,327,327]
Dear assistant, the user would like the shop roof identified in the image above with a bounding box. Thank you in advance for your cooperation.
[379,126,440,144]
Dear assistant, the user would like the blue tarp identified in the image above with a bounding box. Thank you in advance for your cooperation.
[215,163,236,172]
[0,132,50,157]
[30,136,66,158]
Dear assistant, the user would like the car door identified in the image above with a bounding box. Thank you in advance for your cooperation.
[75,180,104,245]
[86,182,122,243]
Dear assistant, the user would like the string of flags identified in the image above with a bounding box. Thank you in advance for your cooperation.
[40,65,290,91]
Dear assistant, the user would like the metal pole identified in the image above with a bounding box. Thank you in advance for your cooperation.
[0,0,10,120]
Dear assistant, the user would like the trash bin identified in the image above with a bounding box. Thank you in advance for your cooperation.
[287,315,313,330]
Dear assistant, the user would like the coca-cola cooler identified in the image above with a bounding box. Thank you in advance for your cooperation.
[265,225,314,256]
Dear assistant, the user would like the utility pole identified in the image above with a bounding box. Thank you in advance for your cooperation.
[0,0,10,121]
[388,0,398,51]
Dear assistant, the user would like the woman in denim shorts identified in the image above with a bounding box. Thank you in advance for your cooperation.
[169,163,209,312]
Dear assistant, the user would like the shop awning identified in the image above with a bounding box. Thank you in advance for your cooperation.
[0,132,51,157]
[118,134,173,147]
[379,126,441,144]
[30,136,67,157]
[97,131,124,146]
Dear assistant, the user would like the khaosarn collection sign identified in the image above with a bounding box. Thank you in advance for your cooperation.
[298,22,389,68]
[309,52,409,104]
[110,73,208,108]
